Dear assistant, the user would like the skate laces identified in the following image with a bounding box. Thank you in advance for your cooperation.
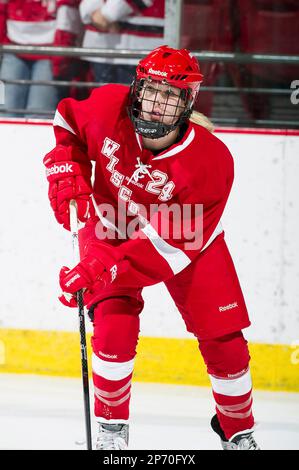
[96,423,129,450]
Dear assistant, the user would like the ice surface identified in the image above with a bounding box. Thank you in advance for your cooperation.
[0,373,298,450]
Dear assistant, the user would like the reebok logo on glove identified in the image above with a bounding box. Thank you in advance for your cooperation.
[65,273,81,288]
[46,163,73,177]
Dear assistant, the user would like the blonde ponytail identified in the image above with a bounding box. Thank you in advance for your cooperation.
[189,111,214,133]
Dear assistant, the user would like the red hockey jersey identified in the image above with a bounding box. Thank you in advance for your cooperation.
[52,84,234,288]
[0,1,81,61]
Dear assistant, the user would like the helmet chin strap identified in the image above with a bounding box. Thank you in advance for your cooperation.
[134,117,177,139]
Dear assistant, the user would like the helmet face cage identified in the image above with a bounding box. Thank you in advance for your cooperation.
[127,46,203,139]
[128,77,196,139]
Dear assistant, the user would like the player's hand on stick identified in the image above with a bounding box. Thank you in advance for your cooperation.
[43,145,92,230]
[58,266,104,308]
[58,241,128,307]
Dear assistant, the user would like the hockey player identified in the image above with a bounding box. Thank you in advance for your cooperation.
[43,45,260,450]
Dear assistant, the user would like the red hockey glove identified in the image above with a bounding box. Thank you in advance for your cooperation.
[58,240,128,307]
[43,145,92,230]
[58,265,105,308]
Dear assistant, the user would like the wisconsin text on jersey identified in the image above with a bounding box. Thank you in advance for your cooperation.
[98,137,204,250]
[101,137,176,201]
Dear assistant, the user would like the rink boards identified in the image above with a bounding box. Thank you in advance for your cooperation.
[0,328,298,392]
[0,120,298,392]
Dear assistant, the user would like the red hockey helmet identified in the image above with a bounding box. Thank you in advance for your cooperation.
[128,46,204,139]
[137,45,203,99]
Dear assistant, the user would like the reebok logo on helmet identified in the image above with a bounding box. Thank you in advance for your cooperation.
[46,163,73,177]
[148,68,168,77]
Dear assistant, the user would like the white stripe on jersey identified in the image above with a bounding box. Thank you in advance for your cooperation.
[141,222,191,275]
[53,110,77,136]
[200,221,223,252]
[7,19,56,45]
[142,220,223,275]
[153,128,195,160]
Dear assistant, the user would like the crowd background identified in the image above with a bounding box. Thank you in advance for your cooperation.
[0,0,298,128]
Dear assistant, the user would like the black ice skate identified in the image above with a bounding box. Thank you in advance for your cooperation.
[211,414,260,450]
[96,422,129,450]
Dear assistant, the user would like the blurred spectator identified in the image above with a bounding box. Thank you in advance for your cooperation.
[79,0,165,85]
[0,1,82,117]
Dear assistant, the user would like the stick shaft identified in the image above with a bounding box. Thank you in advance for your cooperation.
[70,200,92,451]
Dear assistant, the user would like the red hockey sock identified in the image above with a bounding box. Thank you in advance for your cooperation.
[212,376,254,439]
[91,296,141,422]
[199,331,254,439]
[93,366,133,422]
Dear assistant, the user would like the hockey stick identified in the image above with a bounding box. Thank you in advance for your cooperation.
[69,200,92,451]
